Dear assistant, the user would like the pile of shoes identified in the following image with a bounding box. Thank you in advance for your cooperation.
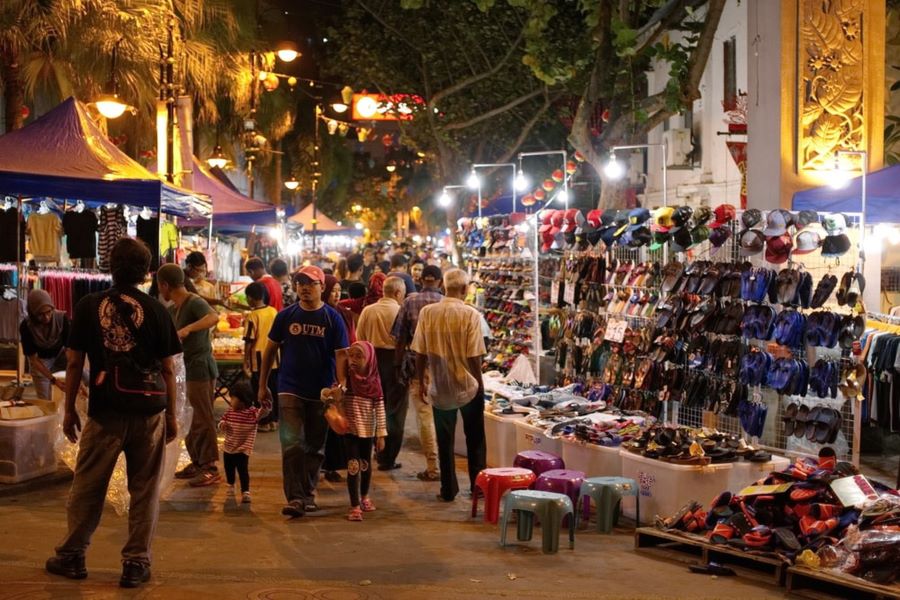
[623,425,771,466]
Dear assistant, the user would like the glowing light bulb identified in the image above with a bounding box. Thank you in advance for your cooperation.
[438,191,451,207]
[466,171,480,190]
[604,155,625,180]
[515,170,528,192]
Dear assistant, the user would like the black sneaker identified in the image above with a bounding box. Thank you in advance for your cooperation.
[119,560,151,588]
[281,500,305,518]
[45,555,87,579]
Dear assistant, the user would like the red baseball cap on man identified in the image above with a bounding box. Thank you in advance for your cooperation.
[294,265,325,284]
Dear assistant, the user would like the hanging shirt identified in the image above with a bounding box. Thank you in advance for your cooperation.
[160,222,179,257]
[62,210,99,259]
[0,208,25,263]
[98,205,127,271]
[27,212,62,261]
[135,215,160,269]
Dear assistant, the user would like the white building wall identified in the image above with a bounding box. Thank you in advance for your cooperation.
[640,0,747,209]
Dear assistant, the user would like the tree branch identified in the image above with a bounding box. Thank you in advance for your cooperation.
[440,87,544,131]
[430,26,525,107]
[356,0,422,57]
[634,0,707,57]
[682,0,726,104]
[494,91,559,164]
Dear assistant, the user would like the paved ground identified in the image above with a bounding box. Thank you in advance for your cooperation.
[1,411,793,600]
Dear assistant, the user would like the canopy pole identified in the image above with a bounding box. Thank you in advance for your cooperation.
[15,194,23,385]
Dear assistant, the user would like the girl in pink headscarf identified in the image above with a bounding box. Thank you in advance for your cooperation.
[335,341,387,521]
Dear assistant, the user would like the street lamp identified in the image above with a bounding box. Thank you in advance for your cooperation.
[439,184,465,208]
[603,153,625,179]
[471,162,517,216]
[275,41,300,63]
[284,176,299,191]
[95,94,128,120]
[515,169,528,192]
[518,150,568,209]
[206,145,227,169]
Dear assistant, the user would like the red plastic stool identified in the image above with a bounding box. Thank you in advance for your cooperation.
[513,450,565,477]
[472,467,537,524]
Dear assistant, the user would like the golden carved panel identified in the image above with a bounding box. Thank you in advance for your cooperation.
[796,0,865,173]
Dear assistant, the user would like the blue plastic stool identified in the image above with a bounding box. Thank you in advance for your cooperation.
[500,490,575,554]
[576,476,639,533]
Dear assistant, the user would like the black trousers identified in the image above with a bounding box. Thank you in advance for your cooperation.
[251,368,279,425]
[375,348,408,467]
[278,395,328,504]
[223,452,250,492]
[343,434,374,506]
[432,391,486,501]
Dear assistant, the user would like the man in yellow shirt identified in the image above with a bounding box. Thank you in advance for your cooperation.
[243,282,279,431]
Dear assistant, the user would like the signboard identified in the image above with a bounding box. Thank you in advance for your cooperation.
[352,93,423,121]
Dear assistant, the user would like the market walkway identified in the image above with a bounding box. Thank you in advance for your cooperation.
[0,415,787,599]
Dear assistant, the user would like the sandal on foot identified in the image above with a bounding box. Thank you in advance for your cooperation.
[348,507,363,521]
[360,498,376,512]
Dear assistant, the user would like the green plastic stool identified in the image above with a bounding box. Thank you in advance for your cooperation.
[576,476,639,533]
[499,490,575,554]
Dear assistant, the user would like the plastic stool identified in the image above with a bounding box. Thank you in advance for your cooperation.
[500,490,575,554]
[472,467,537,524]
[534,469,589,525]
[513,450,565,477]
[577,476,639,533]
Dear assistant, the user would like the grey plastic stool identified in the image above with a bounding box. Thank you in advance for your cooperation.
[499,489,575,554]
[576,476,639,533]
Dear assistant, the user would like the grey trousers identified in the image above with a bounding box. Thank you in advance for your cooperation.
[279,394,328,504]
[55,412,166,566]
[185,380,218,467]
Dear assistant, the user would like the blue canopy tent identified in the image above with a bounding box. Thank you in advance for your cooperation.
[0,97,210,218]
[791,163,900,224]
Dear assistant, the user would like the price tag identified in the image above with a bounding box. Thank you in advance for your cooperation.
[563,281,576,305]
[605,318,628,343]
[550,280,560,305]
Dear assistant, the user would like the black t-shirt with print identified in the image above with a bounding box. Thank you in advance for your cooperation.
[68,286,182,416]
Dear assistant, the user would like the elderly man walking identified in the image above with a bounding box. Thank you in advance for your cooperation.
[411,268,486,502]
[357,276,406,470]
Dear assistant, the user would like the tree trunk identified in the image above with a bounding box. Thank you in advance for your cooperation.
[1,47,24,132]
[596,173,631,211]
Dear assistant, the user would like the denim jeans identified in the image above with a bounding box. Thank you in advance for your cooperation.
[278,394,328,504]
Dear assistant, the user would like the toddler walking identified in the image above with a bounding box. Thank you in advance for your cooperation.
[326,341,387,521]
[218,381,262,503]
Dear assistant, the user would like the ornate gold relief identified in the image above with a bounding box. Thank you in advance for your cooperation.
[797,0,865,172]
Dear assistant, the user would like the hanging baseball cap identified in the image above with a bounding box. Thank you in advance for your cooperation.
[793,227,823,255]
[763,209,794,237]
[710,203,736,229]
[742,208,763,229]
[626,207,651,229]
[671,205,693,228]
[765,233,793,264]
[649,229,671,251]
[586,209,603,228]
[627,226,652,248]
[739,229,765,256]
[612,210,631,238]
[562,208,582,233]
[670,226,694,252]
[691,224,711,245]
[823,213,848,234]
[709,226,732,255]
[795,209,819,230]
[549,209,565,235]
[654,206,675,229]
[694,206,713,226]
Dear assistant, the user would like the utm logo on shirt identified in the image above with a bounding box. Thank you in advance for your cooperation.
[288,323,326,337]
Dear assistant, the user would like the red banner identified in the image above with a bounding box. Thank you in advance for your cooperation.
[726,141,748,209]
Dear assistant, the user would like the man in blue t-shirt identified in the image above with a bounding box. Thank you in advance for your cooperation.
[257,265,349,518]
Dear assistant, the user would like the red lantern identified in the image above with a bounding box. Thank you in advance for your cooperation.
[565,160,577,175]
[20,105,30,120]
[601,108,610,122]
[521,193,535,207]
[381,134,393,147]
[574,150,585,162]
[542,178,555,192]
[551,169,564,183]
[534,189,546,201]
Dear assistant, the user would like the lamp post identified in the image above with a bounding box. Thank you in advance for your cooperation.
[438,184,466,208]
[832,149,868,272]
[468,162,517,217]
[518,150,568,210]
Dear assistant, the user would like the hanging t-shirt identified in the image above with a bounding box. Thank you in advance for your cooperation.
[0,208,26,263]
[27,212,62,261]
[135,215,160,269]
[62,209,99,259]
[268,303,349,399]
[160,222,179,260]
[98,205,127,271]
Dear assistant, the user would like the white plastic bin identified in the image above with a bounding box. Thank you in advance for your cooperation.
[484,412,523,467]
[619,450,733,525]
[513,420,562,456]
[0,413,60,484]
[561,439,623,477]
[728,455,791,492]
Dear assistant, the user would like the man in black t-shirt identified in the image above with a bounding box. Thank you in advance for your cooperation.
[46,238,181,589]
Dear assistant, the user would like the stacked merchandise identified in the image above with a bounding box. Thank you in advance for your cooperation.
[655,448,900,588]
[459,215,537,373]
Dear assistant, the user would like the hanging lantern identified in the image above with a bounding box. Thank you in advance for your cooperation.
[263,73,279,92]
[574,150,585,162]
[327,119,339,135]
[338,122,350,136]
[20,105,30,120]
[356,127,371,142]
[521,193,535,207]
[601,108,610,122]
[542,178,555,192]
[534,189,546,201]
[551,169,564,183]
[565,160,578,175]
[381,134,393,147]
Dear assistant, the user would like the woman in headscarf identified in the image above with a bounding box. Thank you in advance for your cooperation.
[364,272,386,307]
[323,275,356,344]
[20,290,69,399]
[321,274,355,483]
